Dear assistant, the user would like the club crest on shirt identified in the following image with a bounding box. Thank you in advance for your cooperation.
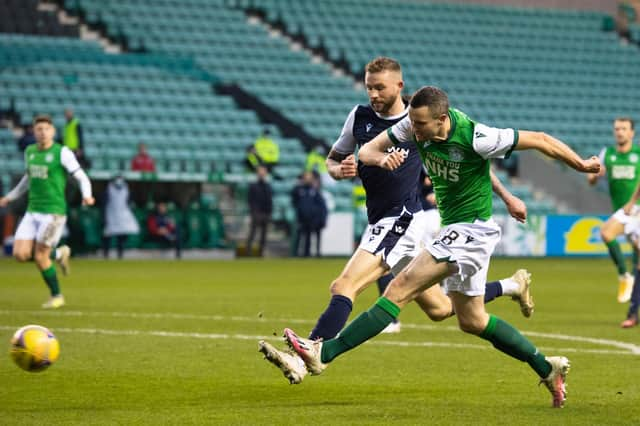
[365,123,373,133]
[448,147,464,162]
[45,153,54,163]
[630,153,638,163]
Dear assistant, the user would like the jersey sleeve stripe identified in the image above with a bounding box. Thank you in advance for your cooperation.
[387,128,400,145]
[504,129,519,159]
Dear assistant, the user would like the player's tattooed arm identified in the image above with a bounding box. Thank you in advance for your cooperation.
[327,149,357,179]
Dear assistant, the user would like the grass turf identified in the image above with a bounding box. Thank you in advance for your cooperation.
[1,257,639,425]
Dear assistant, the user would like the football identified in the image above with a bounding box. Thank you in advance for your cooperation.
[9,325,60,372]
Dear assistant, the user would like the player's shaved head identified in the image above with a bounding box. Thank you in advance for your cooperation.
[410,86,449,118]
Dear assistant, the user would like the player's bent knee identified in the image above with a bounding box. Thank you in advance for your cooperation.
[12,245,32,262]
[425,308,449,322]
[13,251,31,262]
[329,277,356,297]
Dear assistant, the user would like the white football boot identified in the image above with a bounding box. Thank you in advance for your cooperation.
[258,340,308,384]
[540,356,570,408]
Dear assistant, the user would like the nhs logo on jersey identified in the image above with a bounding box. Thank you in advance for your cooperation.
[29,164,48,179]
[612,165,635,179]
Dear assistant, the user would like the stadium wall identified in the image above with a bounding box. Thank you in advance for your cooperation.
[495,214,633,256]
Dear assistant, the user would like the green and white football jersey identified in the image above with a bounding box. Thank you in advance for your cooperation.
[388,108,518,225]
[24,143,81,215]
[599,145,640,211]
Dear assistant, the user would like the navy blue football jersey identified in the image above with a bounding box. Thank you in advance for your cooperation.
[333,104,423,223]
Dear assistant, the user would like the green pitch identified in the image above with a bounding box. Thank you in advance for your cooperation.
[0,258,639,425]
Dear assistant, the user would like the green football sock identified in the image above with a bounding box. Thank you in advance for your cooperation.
[606,240,627,275]
[479,315,551,378]
[41,265,61,296]
[321,297,400,363]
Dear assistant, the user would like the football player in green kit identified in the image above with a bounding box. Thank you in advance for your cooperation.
[0,115,94,308]
[588,117,638,304]
[282,87,600,408]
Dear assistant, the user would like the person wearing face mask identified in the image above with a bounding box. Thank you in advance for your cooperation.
[102,175,139,259]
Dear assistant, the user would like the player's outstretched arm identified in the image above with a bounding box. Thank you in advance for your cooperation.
[0,174,29,207]
[516,131,600,174]
[491,170,526,223]
[359,130,404,170]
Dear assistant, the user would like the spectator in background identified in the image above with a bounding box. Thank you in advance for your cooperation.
[246,128,280,173]
[17,124,36,152]
[305,145,333,188]
[62,108,90,168]
[291,171,324,257]
[131,142,156,172]
[102,175,139,259]
[310,172,328,257]
[616,2,637,43]
[246,165,273,257]
[147,202,181,259]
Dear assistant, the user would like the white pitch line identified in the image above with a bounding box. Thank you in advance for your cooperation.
[1,309,639,355]
[0,309,316,324]
[0,325,634,356]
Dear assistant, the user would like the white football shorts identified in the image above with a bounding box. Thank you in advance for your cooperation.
[359,209,427,275]
[426,218,501,296]
[613,204,640,236]
[14,212,67,247]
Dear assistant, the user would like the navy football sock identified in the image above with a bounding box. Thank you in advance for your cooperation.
[628,269,640,318]
[309,295,353,341]
[483,280,503,303]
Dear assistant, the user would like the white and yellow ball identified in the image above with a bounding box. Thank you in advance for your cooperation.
[9,325,60,372]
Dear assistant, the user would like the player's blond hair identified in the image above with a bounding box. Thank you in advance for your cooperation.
[365,57,402,74]
[615,117,635,130]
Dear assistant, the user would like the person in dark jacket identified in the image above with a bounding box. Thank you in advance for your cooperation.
[147,202,181,258]
[310,172,328,257]
[17,124,36,152]
[246,166,273,256]
[291,171,325,257]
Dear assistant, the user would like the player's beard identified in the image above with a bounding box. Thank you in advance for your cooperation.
[370,97,395,115]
